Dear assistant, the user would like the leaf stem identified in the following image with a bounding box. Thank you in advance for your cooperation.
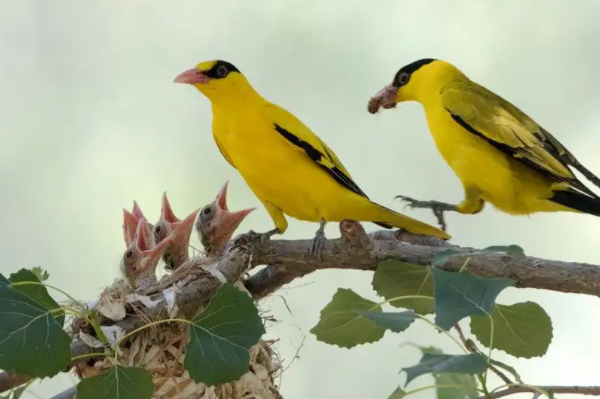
[12,281,87,312]
[454,323,513,387]
[459,257,472,272]
[417,317,469,354]
[377,294,433,307]
[483,312,495,384]
[403,383,485,398]
[489,383,548,397]
[11,281,112,345]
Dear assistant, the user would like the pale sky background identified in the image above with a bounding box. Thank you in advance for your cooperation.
[1,1,600,398]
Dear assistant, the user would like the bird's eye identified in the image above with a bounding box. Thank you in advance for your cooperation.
[125,250,133,259]
[154,225,161,233]
[216,65,228,77]
[203,206,212,215]
[397,72,410,86]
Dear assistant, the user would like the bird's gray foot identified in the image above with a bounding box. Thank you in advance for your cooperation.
[311,220,327,260]
[395,195,458,232]
[260,228,281,245]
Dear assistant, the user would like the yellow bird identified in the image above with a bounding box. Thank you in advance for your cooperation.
[367,58,600,230]
[174,60,450,257]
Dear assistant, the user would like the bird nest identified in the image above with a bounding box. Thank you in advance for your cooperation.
[69,274,283,399]
[67,184,284,399]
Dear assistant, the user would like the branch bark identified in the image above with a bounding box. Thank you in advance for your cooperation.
[475,385,600,398]
[3,223,600,395]
[242,223,600,298]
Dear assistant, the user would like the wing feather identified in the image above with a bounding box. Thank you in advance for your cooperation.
[441,83,598,198]
[265,103,392,228]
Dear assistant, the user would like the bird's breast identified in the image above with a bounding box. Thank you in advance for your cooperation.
[211,111,324,221]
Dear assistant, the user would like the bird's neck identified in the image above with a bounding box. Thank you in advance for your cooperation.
[412,62,463,106]
[200,83,265,110]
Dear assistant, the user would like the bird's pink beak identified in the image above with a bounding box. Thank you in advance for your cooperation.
[216,181,230,211]
[169,208,200,249]
[174,68,210,85]
[123,209,140,247]
[135,219,152,252]
[215,181,256,234]
[131,200,146,220]
[161,192,181,223]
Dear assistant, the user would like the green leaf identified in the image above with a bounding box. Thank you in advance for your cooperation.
[432,245,525,267]
[489,358,523,384]
[30,267,50,282]
[387,386,407,399]
[76,366,154,399]
[10,268,65,327]
[402,353,487,386]
[435,372,479,399]
[372,260,434,315]
[431,267,515,330]
[0,273,71,378]
[184,283,265,385]
[0,385,28,399]
[10,386,27,399]
[359,310,417,333]
[310,288,384,348]
[481,245,525,259]
[470,302,553,358]
[415,345,478,399]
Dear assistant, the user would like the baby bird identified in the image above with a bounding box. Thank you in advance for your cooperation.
[122,201,155,248]
[196,181,256,257]
[153,193,199,271]
[121,218,172,290]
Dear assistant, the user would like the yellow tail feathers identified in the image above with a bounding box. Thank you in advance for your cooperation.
[350,198,451,240]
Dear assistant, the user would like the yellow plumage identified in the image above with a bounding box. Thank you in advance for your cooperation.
[174,60,450,252]
[369,58,600,222]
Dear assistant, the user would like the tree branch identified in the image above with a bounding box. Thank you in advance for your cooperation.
[3,222,600,395]
[242,223,600,298]
[475,385,600,399]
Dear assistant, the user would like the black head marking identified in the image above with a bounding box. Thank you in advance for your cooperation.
[393,58,436,87]
[204,60,241,79]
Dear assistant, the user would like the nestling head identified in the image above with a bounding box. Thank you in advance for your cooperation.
[174,60,252,103]
[121,218,172,288]
[367,58,458,113]
[196,181,255,256]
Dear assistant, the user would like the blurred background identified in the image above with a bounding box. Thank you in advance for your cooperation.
[1,0,600,398]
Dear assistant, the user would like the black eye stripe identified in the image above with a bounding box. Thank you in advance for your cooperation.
[393,58,436,87]
[204,60,241,79]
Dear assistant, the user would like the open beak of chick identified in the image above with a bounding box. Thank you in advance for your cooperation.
[153,192,181,245]
[122,218,173,288]
[123,201,155,248]
[367,83,399,114]
[174,68,210,85]
[164,207,200,270]
[122,209,140,247]
[197,181,256,255]
[154,192,199,271]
